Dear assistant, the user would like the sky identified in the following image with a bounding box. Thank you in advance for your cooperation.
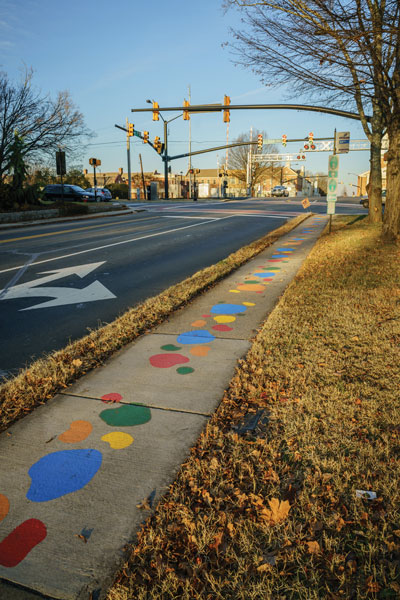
[1,0,371,192]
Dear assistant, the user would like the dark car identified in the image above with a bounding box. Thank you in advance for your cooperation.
[43,184,96,202]
[360,189,386,208]
[85,187,112,201]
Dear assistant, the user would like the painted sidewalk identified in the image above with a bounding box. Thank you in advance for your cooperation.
[0,215,327,600]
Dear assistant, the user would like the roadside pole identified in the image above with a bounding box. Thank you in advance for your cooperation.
[327,130,338,233]
[126,118,132,201]
[163,120,169,200]
[139,154,146,200]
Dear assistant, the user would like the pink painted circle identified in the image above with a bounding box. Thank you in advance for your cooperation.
[150,353,190,368]
[101,393,123,404]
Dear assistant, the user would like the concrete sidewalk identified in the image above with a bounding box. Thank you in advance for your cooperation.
[0,214,327,600]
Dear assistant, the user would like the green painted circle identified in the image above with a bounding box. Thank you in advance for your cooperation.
[99,404,151,427]
[160,344,182,351]
[176,366,195,375]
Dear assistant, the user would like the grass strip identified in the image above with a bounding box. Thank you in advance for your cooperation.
[0,214,309,433]
[107,217,400,600]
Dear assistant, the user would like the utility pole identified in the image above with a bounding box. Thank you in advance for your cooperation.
[139,153,146,200]
[126,118,132,201]
[188,84,192,199]
[163,120,169,200]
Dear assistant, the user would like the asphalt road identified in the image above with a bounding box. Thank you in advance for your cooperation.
[0,197,366,377]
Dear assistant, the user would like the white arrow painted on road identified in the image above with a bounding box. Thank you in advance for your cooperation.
[0,261,116,310]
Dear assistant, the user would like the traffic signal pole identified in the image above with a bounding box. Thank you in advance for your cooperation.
[164,120,169,200]
[126,118,132,201]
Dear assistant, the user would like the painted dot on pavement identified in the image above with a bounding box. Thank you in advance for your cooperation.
[177,330,215,345]
[101,393,123,404]
[190,345,211,357]
[212,324,233,332]
[191,319,207,327]
[160,344,182,352]
[242,302,255,306]
[276,248,295,252]
[58,420,93,444]
[210,303,247,315]
[229,290,240,293]
[0,494,9,523]
[177,366,195,375]
[99,404,151,427]
[244,280,262,284]
[0,519,47,567]
[253,272,276,278]
[237,283,265,292]
[213,315,236,323]
[101,432,134,449]
[202,314,211,318]
[26,449,102,502]
[150,353,189,368]
[266,267,281,271]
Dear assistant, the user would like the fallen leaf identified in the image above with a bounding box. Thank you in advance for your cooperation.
[72,359,82,368]
[366,576,381,593]
[261,498,291,525]
[306,540,321,554]
[209,531,223,552]
[136,498,151,510]
[257,562,272,572]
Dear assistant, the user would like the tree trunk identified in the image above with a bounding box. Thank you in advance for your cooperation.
[368,133,383,223]
[382,120,400,242]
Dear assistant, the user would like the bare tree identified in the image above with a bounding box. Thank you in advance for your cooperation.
[228,130,277,195]
[0,69,90,183]
[224,0,400,240]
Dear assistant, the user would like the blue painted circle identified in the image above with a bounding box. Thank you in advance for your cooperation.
[253,272,276,278]
[210,303,247,315]
[177,330,215,345]
[27,449,102,502]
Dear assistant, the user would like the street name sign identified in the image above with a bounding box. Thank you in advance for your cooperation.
[335,131,350,154]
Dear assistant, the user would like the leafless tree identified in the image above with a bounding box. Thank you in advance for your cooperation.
[224,0,400,240]
[0,69,91,183]
[228,130,277,195]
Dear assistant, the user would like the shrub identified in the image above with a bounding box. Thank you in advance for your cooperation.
[108,183,128,199]
[55,202,89,216]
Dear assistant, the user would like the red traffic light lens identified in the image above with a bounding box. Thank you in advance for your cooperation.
[311,144,316,150]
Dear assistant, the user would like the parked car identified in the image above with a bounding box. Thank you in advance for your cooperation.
[43,184,96,202]
[360,189,386,208]
[85,187,112,201]
[271,185,289,197]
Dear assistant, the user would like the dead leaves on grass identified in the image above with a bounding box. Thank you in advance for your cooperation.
[260,498,291,526]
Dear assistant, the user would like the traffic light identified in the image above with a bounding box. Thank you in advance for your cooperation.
[154,136,163,153]
[128,123,134,137]
[308,131,314,144]
[304,142,310,150]
[143,131,149,143]
[257,134,263,149]
[223,95,230,123]
[89,158,101,166]
[183,99,190,120]
[282,134,287,147]
[152,101,159,121]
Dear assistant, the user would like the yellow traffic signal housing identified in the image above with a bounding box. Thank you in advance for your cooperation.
[128,123,134,137]
[257,134,263,149]
[143,131,149,143]
[223,95,230,123]
[183,99,190,120]
[282,134,287,147]
[154,136,162,153]
[152,102,159,121]
[89,158,101,166]
[308,131,314,143]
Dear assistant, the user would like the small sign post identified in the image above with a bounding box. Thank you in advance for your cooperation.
[56,150,66,202]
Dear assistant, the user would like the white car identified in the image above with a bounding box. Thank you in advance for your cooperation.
[271,185,289,197]
[85,188,112,201]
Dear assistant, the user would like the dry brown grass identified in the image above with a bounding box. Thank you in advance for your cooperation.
[107,216,400,600]
[0,214,308,433]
